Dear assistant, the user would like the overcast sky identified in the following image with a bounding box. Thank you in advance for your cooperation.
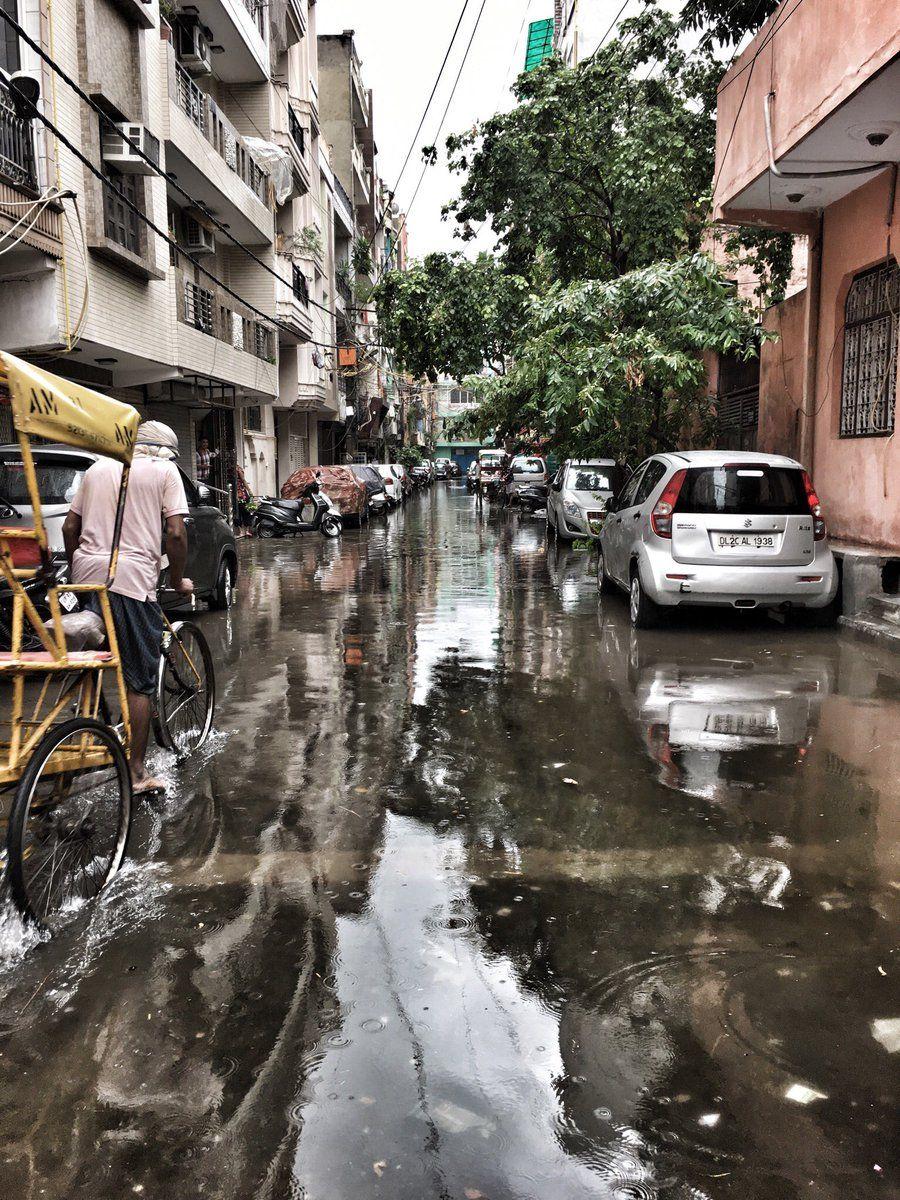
[318,1,627,259]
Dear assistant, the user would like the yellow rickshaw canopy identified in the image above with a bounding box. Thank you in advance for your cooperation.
[0,351,140,465]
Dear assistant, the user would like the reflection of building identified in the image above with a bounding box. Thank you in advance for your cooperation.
[711,0,899,563]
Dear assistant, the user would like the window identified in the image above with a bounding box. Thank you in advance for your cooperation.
[633,460,668,506]
[840,260,899,438]
[103,163,140,253]
[617,463,647,509]
[675,466,808,516]
[1,0,19,74]
[244,405,262,432]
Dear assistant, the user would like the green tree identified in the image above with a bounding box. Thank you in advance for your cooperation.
[679,0,778,45]
[464,254,769,462]
[375,253,526,381]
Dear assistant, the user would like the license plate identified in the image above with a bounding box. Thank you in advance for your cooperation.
[715,533,778,551]
[58,591,79,612]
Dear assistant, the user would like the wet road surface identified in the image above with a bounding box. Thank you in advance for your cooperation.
[0,485,898,1199]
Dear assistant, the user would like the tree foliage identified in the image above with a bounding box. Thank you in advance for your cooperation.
[374,253,527,380]
[679,0,779,45]
[463,254,769,463]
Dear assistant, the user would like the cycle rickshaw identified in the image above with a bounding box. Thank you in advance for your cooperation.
[0,352,215,928]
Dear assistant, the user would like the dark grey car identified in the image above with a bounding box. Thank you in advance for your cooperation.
[0,445,238,610]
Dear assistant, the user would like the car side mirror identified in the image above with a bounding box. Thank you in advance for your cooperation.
[196,482,211,504]
[606,496,619,514]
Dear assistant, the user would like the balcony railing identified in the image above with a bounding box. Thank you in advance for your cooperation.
[333,173,352,218]
[337,275,352,307]
[288,107,305,157]
[291,262,309,304]
[0,78,38,194]
[173,61,268,204]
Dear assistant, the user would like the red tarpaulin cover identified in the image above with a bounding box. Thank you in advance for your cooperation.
[281,466,367,518]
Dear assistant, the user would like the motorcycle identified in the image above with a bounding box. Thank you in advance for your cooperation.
[250,476,343,539]
[514,483,549,514]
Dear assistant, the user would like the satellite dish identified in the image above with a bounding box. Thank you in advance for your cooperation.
[312,349,324,369]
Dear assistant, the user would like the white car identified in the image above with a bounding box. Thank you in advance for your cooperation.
[597,450,839,628]
[376,464,403,507]
[547,459,621,539]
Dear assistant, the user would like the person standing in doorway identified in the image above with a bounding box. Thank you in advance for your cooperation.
[62,421,193,796]
[196,436,220,484]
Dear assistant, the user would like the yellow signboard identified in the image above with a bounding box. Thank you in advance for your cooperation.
[0,351,140,464]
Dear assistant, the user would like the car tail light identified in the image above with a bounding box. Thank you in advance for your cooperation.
[801,471,827,540]
[650,469,687,538]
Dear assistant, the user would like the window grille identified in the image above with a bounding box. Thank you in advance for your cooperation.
[103,164,140,253]
[184,281,214,334]
[840,260,899,438]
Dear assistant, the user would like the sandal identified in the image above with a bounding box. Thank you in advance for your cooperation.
[133,777,168,798]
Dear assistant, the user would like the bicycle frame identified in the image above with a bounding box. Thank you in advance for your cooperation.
[0,353,140,789]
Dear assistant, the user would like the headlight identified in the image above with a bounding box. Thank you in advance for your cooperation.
[563,501,580,516]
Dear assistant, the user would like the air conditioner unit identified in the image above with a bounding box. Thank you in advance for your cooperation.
[176,19,212,76]
[101,124,161,174]
[181,214,215,255]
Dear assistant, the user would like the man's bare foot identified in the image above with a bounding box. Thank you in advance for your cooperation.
[133,776,167,797]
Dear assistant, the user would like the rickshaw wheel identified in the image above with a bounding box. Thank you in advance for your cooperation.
[154,621,215,759]
[6,717,132,927]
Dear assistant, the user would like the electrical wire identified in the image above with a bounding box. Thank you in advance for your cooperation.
[0,6,341,328]
[0,190,59,253]
[375,0,490,287]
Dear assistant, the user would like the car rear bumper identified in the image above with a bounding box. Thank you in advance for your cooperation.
[641,545,838,609]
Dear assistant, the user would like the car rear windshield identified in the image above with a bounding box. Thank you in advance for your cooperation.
[511,458,544,473]
[675,465,808,515]
[0,454,86,505]
[571,467,614,491]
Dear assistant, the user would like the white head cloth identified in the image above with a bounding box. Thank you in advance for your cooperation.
[134,420,180,461]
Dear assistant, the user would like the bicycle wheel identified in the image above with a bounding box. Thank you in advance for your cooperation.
[6,717,132,927]
[155,621,215,758]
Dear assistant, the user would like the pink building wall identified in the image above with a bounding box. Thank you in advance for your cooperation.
[810,171,900,549]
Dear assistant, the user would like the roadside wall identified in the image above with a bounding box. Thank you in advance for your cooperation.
[758,289,806,460]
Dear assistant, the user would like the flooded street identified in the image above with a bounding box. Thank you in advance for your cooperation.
[0,484,897,1199]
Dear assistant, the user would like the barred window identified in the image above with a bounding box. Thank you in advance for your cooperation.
[103,163,140,254]
[840,260,899,438]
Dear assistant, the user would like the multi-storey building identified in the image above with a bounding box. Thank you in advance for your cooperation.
[0,0,285,506]
[553,0,609,67]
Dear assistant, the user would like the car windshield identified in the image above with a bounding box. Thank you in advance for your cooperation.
[675,465,809,515]
[570,467,613,492]
[0,454,86,506]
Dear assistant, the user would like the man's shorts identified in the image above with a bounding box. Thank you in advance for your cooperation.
[87,592,164,696]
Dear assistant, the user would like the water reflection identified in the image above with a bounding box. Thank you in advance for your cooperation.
[0,488,896,1200]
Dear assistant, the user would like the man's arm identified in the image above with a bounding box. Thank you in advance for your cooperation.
[165,515,192,595]
[62,511,82,574]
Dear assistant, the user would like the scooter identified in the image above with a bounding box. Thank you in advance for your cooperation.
[251,476,343,539]
[515,483,549,514]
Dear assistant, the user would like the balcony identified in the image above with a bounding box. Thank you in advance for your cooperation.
[273,101,311,198]
[350,55,370,128]
[275,253,314,343]
[174,268,278,397]
[0,79,37,194]
[168,57,273,244]
[180,0,268,82]
[332,172,354,236]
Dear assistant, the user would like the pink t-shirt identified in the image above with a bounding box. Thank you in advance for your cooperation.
[70,456,189,601]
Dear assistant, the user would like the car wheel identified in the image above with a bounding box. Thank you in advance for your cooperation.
[209,558,235,610]
[597,546,614,594]
[629,569,661,629]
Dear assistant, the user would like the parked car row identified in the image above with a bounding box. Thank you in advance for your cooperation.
[478,444,840,631]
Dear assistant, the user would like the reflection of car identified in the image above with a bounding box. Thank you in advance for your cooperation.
[351,464,390,515]
[504,455,547,502]
[547,459,621,540]
[0,444,238,609]
[282,465,368,526]
[598,450,839,628]
[375,464,403,506]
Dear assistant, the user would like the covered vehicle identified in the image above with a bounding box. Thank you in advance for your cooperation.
[547,459,622,539]
[351,464,390,515]
[282,465,367,526]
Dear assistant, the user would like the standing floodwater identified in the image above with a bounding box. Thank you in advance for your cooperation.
[0,486,897,1199]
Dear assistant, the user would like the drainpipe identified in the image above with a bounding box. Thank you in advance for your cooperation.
[799,217,823,471]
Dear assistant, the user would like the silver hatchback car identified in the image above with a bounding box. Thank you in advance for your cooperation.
[598,450,839,628]
[547,459,621,539]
